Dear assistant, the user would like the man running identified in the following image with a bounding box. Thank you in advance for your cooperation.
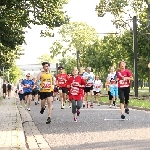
[83,67,94,108]
[116,61,133,119]
[21,73,34,111]
[2,80,7,99]
[37,62,54,124]
[66,67,86,122]
[56,66,69,109]
[32,77,40,105]
[7,81,12,99]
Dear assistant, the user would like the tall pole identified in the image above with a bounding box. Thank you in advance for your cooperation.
[133,16,138,97]
[2,67,4,80]
[77,50,79,69]
[56,63,58,75]
[148,0,150,92]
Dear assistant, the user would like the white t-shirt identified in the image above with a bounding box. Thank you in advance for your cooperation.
[83,72,94,87]
[18,83,24,94]
[107,72,118,86]
[107,72,116,81]
[93,80,102,92]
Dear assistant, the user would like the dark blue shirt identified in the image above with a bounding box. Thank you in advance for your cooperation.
[21,79,34,93]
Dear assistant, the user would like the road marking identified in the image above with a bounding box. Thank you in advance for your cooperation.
[104,118,130,121]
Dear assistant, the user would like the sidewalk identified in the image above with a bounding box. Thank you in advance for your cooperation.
[0,97,27,150]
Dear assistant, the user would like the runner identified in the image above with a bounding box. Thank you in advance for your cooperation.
[83,67,94,108]
[93,76,102,106]
[105,77,113,107]
[2,80,7,99]
[66,72,72,108]
[56,66,69,109]
[116,61,133,119]
[32,77,40,105]
[79,67,85,108]
[18,80,25,107]
[107,66,116,108]
[66,67,86,122]
[7,81,12,99]
[37,62,54,124]
[21,73,34,111]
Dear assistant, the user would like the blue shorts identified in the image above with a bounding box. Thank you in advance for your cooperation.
[110,85,118,98]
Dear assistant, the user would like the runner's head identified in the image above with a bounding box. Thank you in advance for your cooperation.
[119,61,126,70]
[79,67,85,74]
[73,67,78,75]
[110,66,115,73]
[42,62,50,72]
[26,73,31,79]
[86,67,91,73]
[58,66,64,74]
[95,76,99,80]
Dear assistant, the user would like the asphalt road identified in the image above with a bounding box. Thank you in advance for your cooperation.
[28,100,150,150]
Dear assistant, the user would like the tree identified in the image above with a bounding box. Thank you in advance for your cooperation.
[37,53,54,64]
[95,0,147,30]
[49,22,98,67]
[4,65,23,84]
[0,0,69,70]
[59,57,76,73]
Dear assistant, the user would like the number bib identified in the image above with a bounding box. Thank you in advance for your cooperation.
[70,87,79,95]
[43,82,51,89]
[119,80,128,87]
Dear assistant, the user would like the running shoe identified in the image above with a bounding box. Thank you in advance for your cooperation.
[125,108,129,114]
[74,118,77,122]
[77,110,80,116]
[46,117,51,124]
[121,114,125,119]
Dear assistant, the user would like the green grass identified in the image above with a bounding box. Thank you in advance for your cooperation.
[100,97,150,109]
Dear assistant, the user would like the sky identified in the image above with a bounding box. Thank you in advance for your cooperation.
[16,0,116,65]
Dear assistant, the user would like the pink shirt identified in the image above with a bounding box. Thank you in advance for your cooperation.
[116,69,132,88]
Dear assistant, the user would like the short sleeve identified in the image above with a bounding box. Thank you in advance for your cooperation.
[127,69,132,77]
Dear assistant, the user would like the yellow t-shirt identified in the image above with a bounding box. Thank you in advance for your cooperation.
[40,72,53,92]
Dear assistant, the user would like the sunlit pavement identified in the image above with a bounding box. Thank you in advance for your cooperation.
[24,99,150,150]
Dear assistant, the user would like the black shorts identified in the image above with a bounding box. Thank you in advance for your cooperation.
[108,91,113,100]
[84,86,93,93]
[32,90,39,95]
[3,89,6,93]
[59,87,68,94]
[54,87,58,93]
[118,87,130,104]
[24,92,32,96]
[19,93,25,100]
[40,92,53,100]
[93,91,101,95]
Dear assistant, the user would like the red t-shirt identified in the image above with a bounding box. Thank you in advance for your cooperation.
[66,75,86,101]
[116,69,132,88]
[56,73,69,88]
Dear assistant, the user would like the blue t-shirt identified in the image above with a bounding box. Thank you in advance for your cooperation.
[21,79,34,93]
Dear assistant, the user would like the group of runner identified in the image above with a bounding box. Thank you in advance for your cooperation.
[14,60,132,123]
[2,80,12,99]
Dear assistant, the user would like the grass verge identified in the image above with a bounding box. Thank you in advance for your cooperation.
[100,96,150,109]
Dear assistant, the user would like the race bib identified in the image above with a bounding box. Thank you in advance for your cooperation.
[70,87,79,95]
[43,82,51,89]
[59,81,65,85]
[119,80,127,86]
[86,82,93,87]
[95,85,100,88]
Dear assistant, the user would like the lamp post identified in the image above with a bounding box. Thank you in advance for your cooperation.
[148,0,150,92]
[76,50,79,69]
[133,16,138,97]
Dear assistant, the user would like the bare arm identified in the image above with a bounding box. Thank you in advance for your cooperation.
[52,76,55,85]
[36,72,41,86]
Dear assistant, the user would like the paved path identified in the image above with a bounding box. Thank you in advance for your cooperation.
[26,100,150,150]
[0,97,26,150]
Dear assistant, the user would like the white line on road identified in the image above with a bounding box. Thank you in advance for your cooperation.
[104,118,130,121]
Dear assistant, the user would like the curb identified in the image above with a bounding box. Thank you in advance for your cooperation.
[16,99,51,150]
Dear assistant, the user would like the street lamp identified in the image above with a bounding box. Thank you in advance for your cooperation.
[148,0,150,92]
